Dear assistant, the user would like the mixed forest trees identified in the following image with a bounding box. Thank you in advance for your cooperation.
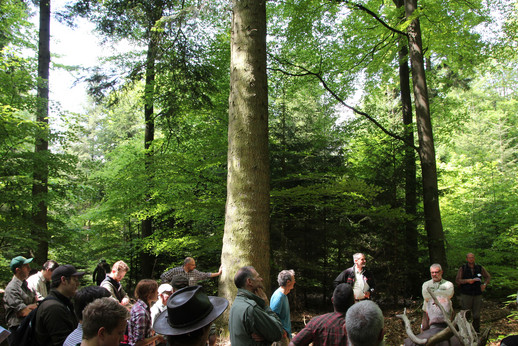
[1,0,517,307]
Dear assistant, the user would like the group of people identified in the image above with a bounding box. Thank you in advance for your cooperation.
[2,255,225,346]
[2,251,493,346]
[227,264,385,346]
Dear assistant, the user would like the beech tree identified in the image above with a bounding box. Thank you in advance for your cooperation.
[220,0,270,316]
[404,0,446,267]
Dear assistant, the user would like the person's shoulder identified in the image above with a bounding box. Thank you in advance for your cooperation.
[237,293,259,308]
[100,278,113,287]
[271,287,283,297]
[422,278,433,286]
[4,277,18,291]
[339,267,353,275]
[310,311,342,325]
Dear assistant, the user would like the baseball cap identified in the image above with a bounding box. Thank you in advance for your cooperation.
[10,256,33,272]
[51,264,85,284]
[158,283,173,294]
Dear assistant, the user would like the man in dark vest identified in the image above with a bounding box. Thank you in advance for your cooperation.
[455,253,490,332]
[100,260,130,306]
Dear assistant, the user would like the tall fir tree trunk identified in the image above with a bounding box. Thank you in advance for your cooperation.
[394,0,419,295]
[398,40,420,295]
[32,0,50,265]
[404,0,447,268]
[140,12,161,279]
[220,0,270,329]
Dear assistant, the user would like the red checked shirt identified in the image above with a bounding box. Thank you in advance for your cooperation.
[291,312,347,346]
[128,299,152,345]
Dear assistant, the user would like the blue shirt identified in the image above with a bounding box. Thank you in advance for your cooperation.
[270,287,291,337]
[63,323,82,346]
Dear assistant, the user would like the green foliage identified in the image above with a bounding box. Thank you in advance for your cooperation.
[438,62,518,298]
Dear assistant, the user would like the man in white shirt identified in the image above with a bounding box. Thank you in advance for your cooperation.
[333,253,375,301]
[27,260,59,301]
[421,263,453,330]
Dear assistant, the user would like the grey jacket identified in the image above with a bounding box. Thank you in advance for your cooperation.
[3,276,36,328]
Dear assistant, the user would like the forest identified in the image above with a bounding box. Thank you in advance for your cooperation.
[1,0,518,334]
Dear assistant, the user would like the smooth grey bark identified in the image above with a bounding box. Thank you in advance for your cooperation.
[220,0,270,331]
[404,0,447,268]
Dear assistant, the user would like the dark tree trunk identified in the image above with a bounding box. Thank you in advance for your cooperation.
[220,0,270,332]
[398,40,421,295]
[32,0,51,265]
[393,0,420,295]
[404,0,447,268]
[140,10,162,279]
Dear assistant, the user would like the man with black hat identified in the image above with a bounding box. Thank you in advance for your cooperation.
[153,285,229,346]
[35,264,85,345]
[3,256,37,333]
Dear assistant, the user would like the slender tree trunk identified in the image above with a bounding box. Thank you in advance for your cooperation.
[398,40,421,295]
[32,0,50,265]
[140,12,162,278]
[404,0,447,268]
[220,0,270,330]
[394,0,419,295]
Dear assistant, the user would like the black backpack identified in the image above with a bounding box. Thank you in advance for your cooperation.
[9,296,57,346]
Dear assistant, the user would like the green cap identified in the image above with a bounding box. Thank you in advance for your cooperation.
[10,256,33,272]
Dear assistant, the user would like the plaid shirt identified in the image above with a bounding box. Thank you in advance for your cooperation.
[291,312,347,346]
[160,267,211,286]
[128,299,152,345]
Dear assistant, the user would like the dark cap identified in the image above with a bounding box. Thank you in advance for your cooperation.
[10,256,33,272]
[51,265,85,284]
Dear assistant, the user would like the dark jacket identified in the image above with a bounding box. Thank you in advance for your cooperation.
[35,289,77,346]
[333,265,375,296]
[459,263,483,295]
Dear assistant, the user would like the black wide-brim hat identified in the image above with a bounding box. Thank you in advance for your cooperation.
[154,285,229,336]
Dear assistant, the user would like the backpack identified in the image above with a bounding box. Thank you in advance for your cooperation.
[9,296,57,346]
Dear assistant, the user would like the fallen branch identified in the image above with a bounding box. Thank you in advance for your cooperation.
[396,308,428,345]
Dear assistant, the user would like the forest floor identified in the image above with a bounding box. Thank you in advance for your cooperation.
[381,299,517,345]
[288,299,518,346]
[218,299,517,345]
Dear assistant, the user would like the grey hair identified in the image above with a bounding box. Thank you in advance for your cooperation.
[184,257,194,266]
[353,253,364,261]
[430,263,442,271]
[277,270,295,287]
[346,300,384,346]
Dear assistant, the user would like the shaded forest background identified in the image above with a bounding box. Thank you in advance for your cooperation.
[1,0,518,312]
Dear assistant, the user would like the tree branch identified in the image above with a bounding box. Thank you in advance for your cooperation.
[268,57,419,151]
[333,0,408,37]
